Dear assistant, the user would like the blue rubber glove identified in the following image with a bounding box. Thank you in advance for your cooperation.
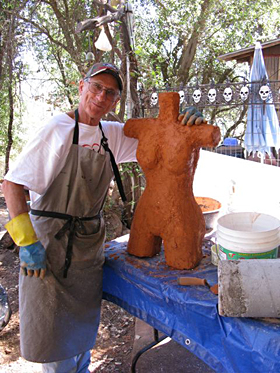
[180,106,206,126]
[19,241,46,279]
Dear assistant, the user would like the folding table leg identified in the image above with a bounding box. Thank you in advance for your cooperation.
[131,328,168,372]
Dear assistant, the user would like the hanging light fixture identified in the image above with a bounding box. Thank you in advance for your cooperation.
[86,33,94,61]
[86,52,94,61]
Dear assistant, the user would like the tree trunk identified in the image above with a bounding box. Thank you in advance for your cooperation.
[224,105,248,139]
[5,55,14,175]
[177,0,212,85]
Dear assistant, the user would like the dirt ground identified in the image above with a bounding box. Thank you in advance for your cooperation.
[0,194,135,373]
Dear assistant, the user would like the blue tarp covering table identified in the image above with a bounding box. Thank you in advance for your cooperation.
[102,235,280,373]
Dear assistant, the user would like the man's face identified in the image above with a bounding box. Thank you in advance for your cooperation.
[78,73,120,125]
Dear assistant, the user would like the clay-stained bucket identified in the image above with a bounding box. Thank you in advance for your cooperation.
[195,197,222,231]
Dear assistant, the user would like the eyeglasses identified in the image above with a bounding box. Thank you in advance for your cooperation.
[84,80,119,102]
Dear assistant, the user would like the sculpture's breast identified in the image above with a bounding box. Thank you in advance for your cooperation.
[136,130,160,169]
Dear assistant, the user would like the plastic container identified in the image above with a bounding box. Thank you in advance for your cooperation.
[217,212,280,260]
[223,138,238,146]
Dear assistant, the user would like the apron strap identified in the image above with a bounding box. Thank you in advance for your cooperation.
[73,109,79,144]
[73,109,126,202]
[99,122,127,203]
[30,209,100,278]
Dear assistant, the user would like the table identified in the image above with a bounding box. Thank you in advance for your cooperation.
[102,235,280,373]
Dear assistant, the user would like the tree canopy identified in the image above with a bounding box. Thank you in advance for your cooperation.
[1,0,280,175]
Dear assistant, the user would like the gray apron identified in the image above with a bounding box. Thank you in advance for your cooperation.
[19,110,114,363]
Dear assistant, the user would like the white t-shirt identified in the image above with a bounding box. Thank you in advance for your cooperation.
[5,113,138,203]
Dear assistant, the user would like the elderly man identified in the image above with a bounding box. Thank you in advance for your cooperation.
[2,62,205,373]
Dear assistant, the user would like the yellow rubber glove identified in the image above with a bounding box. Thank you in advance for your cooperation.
[5,212,38,246]
[5,213,46,279]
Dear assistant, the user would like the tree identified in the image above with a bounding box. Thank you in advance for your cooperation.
[14,0,280,128]
[1,0,279,175]
[0,0,27,174]
[133,0,279,87]
[131,0,280,140]
[75,0,141,119]
[19,0,141,120]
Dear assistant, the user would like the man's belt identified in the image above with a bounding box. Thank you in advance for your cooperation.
[30,209,101,278]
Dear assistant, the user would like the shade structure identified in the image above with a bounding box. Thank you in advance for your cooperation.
[244,42,280,157]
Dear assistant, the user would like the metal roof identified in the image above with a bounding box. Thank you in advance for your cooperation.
[218,38,280,62]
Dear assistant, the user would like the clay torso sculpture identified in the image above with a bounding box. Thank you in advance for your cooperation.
[124,92,220,269]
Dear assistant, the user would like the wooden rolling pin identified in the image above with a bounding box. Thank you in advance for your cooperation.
[177,277,218,295]
[178,277,209,286]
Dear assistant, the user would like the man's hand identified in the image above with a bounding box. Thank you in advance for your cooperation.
[5,212,47,279]
[178,106,207,126]
[19,242,46,279]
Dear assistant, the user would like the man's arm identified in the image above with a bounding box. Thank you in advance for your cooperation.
[2,180,28,219]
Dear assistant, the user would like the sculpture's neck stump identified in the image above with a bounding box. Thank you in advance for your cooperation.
[158,92,180,123]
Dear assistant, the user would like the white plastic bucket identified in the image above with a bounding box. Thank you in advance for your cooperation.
[217,212,280,237]
[217,232,280,253]
[217,230,280,248]
[217,212,280,260]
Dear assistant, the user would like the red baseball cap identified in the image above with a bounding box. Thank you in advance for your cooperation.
[84,62,124,92]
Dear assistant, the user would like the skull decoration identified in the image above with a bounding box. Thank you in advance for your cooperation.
[239,85,249,101]
[208,88,217,103]
[192,89,202,104]
[178,90,185,105]
[259,85,270,101]
[150,92,158,107]
[223,87,233,102]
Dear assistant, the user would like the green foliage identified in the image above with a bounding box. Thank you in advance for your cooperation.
[1,0,280,161]
[129,0,280,142]
[132,0,280,88]
[0,92,9,154]
[120,162,143,179]
[0,0,28,175]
